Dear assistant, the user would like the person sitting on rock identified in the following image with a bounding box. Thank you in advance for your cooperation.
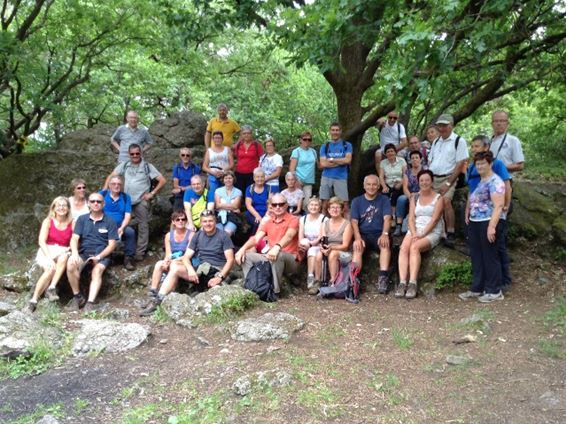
[396,170,444,299]
[27,196,74,313]
[147,210,191,298]
[235,193,300,300]
[171,147,201,211]
[350,174,392,294]
[66,193,119,312]
[99,175,136,271]
[140,210,234,316]
[183,174,209,232]
[298,197,327,295]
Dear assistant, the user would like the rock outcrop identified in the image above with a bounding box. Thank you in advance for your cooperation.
[232,312,305,342]
[71,319,150,356]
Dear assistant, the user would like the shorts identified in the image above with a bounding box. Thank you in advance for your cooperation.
[407,230,441,249]
[319,176,349,201]
[35,245,70,269]
[361,233,381,252]
[432,175,456,200]
[78,252,112,268]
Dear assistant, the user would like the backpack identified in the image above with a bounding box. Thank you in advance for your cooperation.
[318,254,361,304]
[244,260,276,302]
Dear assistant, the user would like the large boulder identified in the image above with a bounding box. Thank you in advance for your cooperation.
[149,111,207,148]
[71,319,150,356]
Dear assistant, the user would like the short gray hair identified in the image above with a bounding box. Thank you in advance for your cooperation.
[253,167,265,177]
[241,124,253,133]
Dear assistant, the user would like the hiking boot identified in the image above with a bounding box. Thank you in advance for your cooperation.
[134,253,145,262]
[478,291,504,303]
[139,298,160,317]
[394,282,407,298]
[148,288,158,299]
[444,232,456,248]
[376,275,389,294]
[405,282,418,299]
[82,301,97,314]
[458,290,482,301]
[67,294,86,311]
[393,226,402,237]
[45,287,59,302]
[124,256,136,271]
[25,301,37,314]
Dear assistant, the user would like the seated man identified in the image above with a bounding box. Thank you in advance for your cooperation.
[67,193,119,312]
[402,135,429,167]
[140,210,234,316]
[100,175,136,271]
[235,193,299,298]
[183,174,209,231]
[351,174,392,294]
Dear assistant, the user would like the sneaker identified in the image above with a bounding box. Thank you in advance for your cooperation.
[67,294,86,311]
[377,275,389,294]
[394,282,407,298]
[124,256,136,271]
[393,226,402,237]
[478,291,504,303]
[444,232,456,248]
[82,302,97,313]
[25,301,37,314]
[458,290,482,300]
[306,274,315,288]
[139,298,160,317]
[308,280,320,296]
[148,288,158,299]
[45,287,59,302]
[405,282,418,299]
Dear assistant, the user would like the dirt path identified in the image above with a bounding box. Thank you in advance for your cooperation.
[1,257,565,423]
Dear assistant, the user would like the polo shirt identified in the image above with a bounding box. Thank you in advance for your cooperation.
[258,212,299,257]
[173,162,201,188]
[320,140,353,180]
[207,117,240,147]
[234,141,264,174]
[111,124,154,163]
[428,132,468,176]
[74,213,119,256]
[113,160,162,205]
[490,133,525,174]
[99,190,132,227]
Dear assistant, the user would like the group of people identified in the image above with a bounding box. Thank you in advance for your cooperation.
[26,105,525,314]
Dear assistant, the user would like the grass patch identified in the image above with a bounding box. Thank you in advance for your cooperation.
[537,339,566,359]
[202,292,258,324]
[542,297,566,335]
[168,390,227,423]
[391,328,413,350]
[119,403,162,424]
[368,373,405,406]
[297,382,344,419]
[152,305,172,324]
[7,402,64,424]
[73,398,90,414]
[435,262,472,290]
[37,302,65,330]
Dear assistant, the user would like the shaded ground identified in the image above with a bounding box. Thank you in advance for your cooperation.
[1,250,565,424]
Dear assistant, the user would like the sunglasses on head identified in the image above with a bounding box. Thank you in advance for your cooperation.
[200,210,216,217]
[271,202,287,208]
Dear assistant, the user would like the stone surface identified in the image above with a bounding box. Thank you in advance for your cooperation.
[72,319,150,356]
[233,375,252,396]
[149,111,207,148]
[460,313,491,334]
[233,370,292,396]
[36,415,61,424]
[0,311,62,358]
[537,391,566,410]
[552,214,566,246]
[0,270,32,293]
[0,300,17,316]
[446,354,472,366]
[232,312,305,342]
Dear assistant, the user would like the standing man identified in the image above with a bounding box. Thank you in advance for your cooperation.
[319,122,353,214]
[111,110,154,163]
[490,111,525,175]
[428,114,468,247]
[171,147,201,211]
[99,176,136,271]
[66,193,119,312]
[105,144,166,261]
[351,175,392,294]
[375,111,408,172]
[204,103,240,148]
[235,194,299,298]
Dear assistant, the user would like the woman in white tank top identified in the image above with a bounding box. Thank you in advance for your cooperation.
[298,197,327,294]
[202,131,234,199]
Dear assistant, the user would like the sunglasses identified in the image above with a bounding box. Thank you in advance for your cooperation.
[129,152,141,156]
[89,199,103,204]
[174,218,187,222]
[271,202,287,208]
[75,186,86,190]
[388,116,398,120]
[180,154,191,157]
[302,138,312,141]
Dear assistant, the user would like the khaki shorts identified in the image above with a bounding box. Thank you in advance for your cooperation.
[432,175,456,200]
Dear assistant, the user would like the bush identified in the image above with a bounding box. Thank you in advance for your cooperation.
[435,262,472,290]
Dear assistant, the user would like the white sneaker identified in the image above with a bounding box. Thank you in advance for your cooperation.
[458,291,482,300]
[478,291,504,303]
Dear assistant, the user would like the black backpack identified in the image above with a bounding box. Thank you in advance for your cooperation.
[244,261,276,302]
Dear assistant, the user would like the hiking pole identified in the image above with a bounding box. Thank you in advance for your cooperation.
[321,236,329,287]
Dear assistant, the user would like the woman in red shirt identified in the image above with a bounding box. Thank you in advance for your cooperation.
[233,125,264,194]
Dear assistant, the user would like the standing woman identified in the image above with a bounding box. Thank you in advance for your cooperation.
[395,150,426,236]
[259,138,283,193]
[289,131,318,211]
[245,168,271,235]
[460,151,506,303]
[214,171,243,237]
[424,125,439,149]
[27,197,74,312]
[202,131,234,201]
[379,143,407,228]
[68,178,89,220]
[233,125,264,194]
[396,170,444,299]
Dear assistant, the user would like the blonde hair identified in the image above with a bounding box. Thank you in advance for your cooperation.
[49,196,72,221]
[327,196,345,211]
[307,197,322,211]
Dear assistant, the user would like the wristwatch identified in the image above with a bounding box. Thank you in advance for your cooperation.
[382,232,389,236]
[215,272,224,281]
[445,181,451,187]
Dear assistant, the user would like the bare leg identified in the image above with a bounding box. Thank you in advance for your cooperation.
[443,198,455,233]
[49,254,69,288]
[379,244,391,271]
[409,238,431,282]
[328,250,340,281]
[87,264,106,303]
[66,259,81,296]
[314,252,323,280]
[31,268,55,302]
[307,255,315,276]
[159,262,190,296]
[151,260,167,290]
[398,234,412,282]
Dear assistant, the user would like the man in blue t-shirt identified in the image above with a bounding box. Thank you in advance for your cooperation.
[99,175,136,271]
[467,135,512,290]
[351,174,392,294]
[171,147,201,210]
[319,122,353,214]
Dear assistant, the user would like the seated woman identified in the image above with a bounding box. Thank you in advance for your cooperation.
[245,167,271,235]
[202,130,233,203]
[27,196,74,312]
[68,178,89,220]
[148,211,191,299]
[281,171,304,216]
[395,149,426,236]
[315,197,353,286]
[396,170,444,299]
[259,138,283,193]
[379,143,407,230]
[214,171,242,237]
[298,197,326,295]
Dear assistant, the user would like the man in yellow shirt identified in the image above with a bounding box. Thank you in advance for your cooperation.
[204,103,240,148]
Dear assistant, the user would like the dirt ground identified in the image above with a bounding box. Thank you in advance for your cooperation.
[1,249,565,424]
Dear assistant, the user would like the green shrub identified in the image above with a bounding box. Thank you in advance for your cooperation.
[205,292,258,324]
[435,262,472,290]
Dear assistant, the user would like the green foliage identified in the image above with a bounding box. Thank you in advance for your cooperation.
[203,291,258,324]
[167,391,227,424]
[368,373,405,406]
[543,298,566,336]
[6,403,65,424]
[391,328,414,350]
[435,262,473,290]
[537,339,565,359]
[0,340,58,379]
[152,305,172,324]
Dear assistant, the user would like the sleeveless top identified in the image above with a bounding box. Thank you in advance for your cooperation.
[415,193,444,236]
[208,146,230,171]
[69,196,89,220]
[302,214,326,241]
[47,219,73,247]
[246,184,270,217]
[324,219,348,246]
[169,229,190,255]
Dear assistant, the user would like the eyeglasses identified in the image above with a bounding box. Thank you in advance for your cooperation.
[180,154,191,157]
[75,186,86,190]
[89,199,103,204]
[174,218,187,222]
[200,210,216,217]
[302,138,312,142]
[129,152,141,156]
[271,202,287,208]
[110,182,122,185]
[388,116,398,120]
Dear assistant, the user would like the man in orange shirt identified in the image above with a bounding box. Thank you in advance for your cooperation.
[204,103,240,148]
[235,193,299,296]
